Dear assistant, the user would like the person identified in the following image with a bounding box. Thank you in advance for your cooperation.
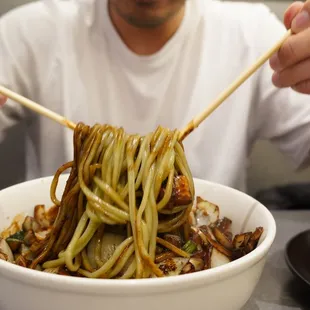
[0,0,310,193]
[270,0,310,94]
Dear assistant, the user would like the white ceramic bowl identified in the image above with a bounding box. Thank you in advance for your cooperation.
[0,175,276,310]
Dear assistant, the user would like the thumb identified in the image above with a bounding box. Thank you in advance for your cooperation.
[0,95,7,107]
[283,1,303,30]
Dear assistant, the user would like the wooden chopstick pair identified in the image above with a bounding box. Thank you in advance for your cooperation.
[0,30,291,141]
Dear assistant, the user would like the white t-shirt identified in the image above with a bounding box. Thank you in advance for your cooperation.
[1,0,310,192]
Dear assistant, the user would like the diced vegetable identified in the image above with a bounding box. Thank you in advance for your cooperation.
[210,248,230,268]
[6,231,25,251]
[182,240,197,254]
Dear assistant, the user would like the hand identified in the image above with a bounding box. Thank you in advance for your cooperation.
[269,1,310,94]
[0,95,7,107]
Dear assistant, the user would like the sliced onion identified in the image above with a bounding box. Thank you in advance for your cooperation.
[87,236,97,269]
[210,247,230,268]
[100,233,125,264]
[195,197,219,226]
[189,257,204,271]
[157,257,189,276]
[0,238,14,262]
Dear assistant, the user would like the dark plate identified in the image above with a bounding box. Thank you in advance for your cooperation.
[285,229,310,287]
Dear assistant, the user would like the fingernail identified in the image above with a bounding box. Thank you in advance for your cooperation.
[292,10,310,30]
[272,72,280,87]
[270,53,280,70]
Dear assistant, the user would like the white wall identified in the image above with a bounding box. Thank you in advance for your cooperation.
[1,0,309,194]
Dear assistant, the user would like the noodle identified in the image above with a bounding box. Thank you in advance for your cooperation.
[30,123,195,279]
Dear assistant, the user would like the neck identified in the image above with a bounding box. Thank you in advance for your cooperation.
[108,4,185,56]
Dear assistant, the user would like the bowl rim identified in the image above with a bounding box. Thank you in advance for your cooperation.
[0,175,276,295]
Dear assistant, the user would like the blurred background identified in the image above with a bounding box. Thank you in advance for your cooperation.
[1,0,310,197]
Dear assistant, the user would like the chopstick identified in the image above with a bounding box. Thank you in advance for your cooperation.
[0,29,291,139]
[178,29,292,141]
[0,85,76,130]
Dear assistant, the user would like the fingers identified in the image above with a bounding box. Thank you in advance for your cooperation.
[283,1,303,29]
[292,79,310,94]
[270,28,310,71]
[270,0,310,71]
[269,1,310,94]
[272,57,310,88]
[0,95,7,107]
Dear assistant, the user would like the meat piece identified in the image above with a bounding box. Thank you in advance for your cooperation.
[190,230,203,246]
[159,175,193,208]
[232,227,263,260]
[173,176,193,206]
[22,216,34,232]
[213,217,232,233]
[203,245,213,270]
[24,230,36,246]
[213,227,233,250]
[233,232,252,250]
[34,205,50,229]
[244,227,264,254]
[45,205,60,224]
[193,226,233,258]
[163,234,182,248]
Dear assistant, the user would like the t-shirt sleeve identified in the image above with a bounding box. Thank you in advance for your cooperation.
[253,5,310,169]
[0,7,35,141]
